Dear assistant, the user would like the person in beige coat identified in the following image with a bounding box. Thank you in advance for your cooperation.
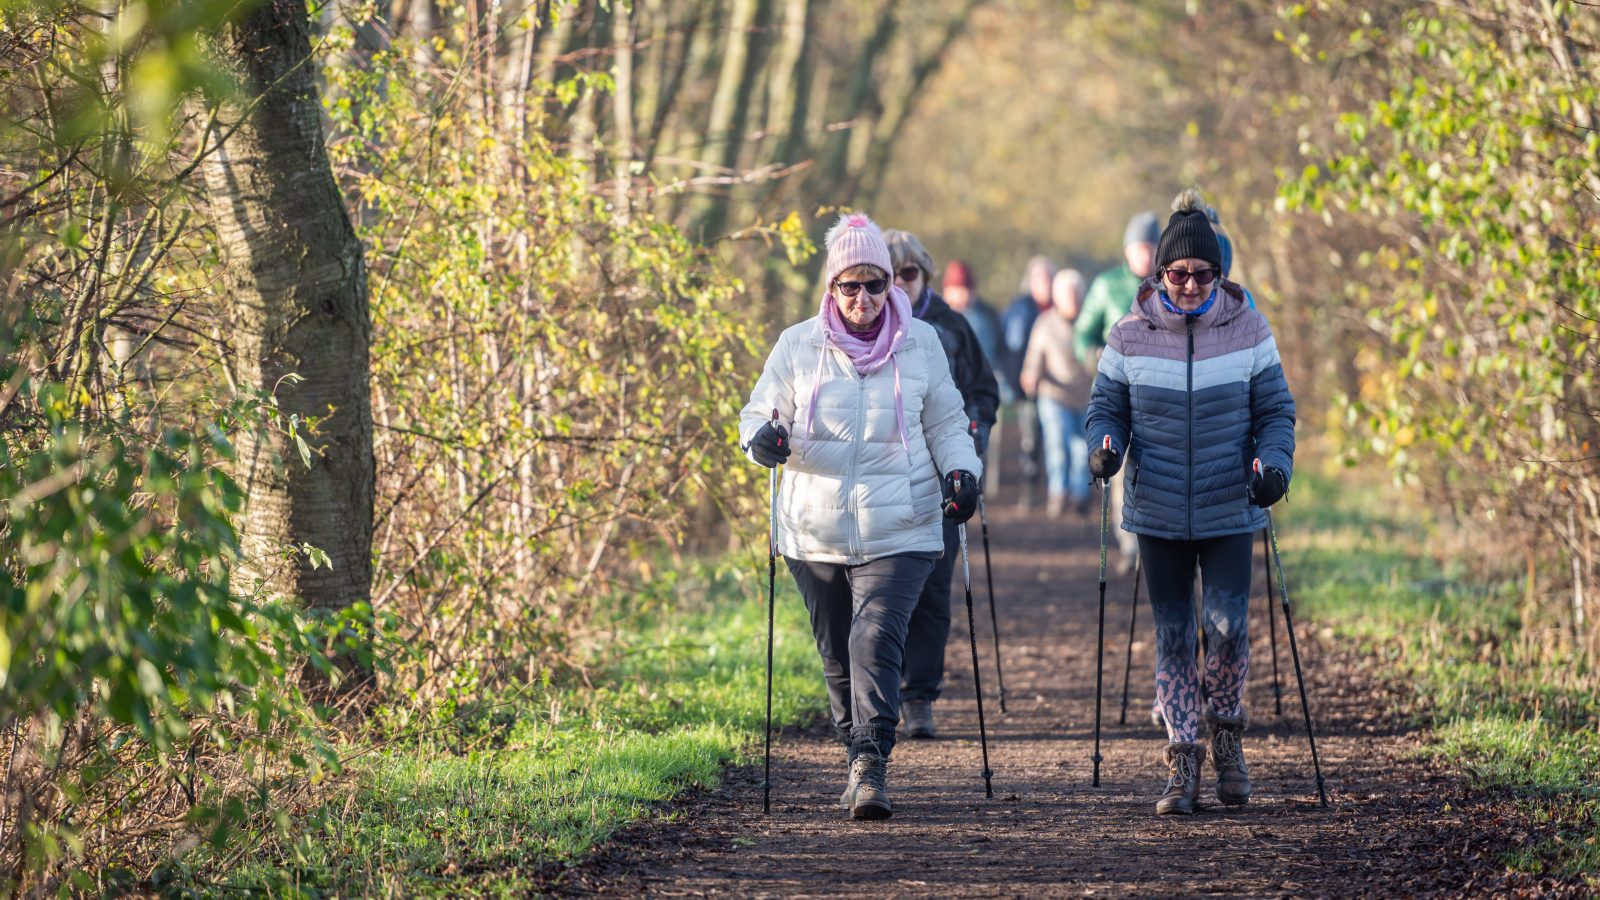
[739,212,981,821]
[1021,269,1095,517]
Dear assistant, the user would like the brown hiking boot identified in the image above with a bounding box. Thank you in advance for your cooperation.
[902,699,936,739]
[843,753,892,820]
[1156,742,1203,815]
[1207,710,1251,805]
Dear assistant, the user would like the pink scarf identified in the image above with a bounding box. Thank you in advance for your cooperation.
[805,285,914,461]
[818,284,909,375]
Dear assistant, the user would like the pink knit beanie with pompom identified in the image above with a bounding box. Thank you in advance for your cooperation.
[823,212,893,286]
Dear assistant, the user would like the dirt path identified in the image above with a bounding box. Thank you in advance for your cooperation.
[561,490,1536,897]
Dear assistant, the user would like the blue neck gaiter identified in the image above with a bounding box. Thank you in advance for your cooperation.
[1158,288,1217,318]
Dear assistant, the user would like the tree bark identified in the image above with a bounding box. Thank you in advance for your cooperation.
[764,0,816,169]
[688,0,768,238]
[858,0,981,205]
[203,0,374,613]
[812,3,895,203]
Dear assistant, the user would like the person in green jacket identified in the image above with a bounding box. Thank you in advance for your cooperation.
[1074,211,1160,366]
[1075,211,1159,576]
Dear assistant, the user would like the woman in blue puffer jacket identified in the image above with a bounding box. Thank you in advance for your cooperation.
[1086,188,1296,817]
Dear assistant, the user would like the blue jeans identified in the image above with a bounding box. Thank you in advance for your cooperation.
[1036,396,1089,502]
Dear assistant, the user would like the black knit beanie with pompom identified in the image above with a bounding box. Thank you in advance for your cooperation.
[1155,188,1223,271]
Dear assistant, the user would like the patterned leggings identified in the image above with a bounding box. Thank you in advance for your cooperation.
[1137,531,1254,743]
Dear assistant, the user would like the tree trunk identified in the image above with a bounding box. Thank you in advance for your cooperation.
[764,0,816,169]
[812,3,895,204]
[203,0,374,613]
[688,0,767,238]
[857,0,981,205]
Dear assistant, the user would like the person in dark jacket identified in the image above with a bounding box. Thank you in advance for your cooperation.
[942,260,1004,393]
[883,228,1001,740]
[1086,188,1296,817]
[1001,256,1055,508]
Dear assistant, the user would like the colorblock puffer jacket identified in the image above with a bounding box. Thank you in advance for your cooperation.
[740,316,982,564]
[1086,279,1296,541]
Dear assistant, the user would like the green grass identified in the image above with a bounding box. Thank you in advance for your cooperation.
[202,560,824,896]
[1278,469,1600,881]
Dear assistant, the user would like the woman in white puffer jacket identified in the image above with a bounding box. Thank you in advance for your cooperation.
[739,212,981,821]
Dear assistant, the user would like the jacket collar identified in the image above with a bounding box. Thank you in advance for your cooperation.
[804,316,919,350]
[915,289,954,321]
[1132,277,1250,334]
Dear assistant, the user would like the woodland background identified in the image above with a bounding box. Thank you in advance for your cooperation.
[1,0,1596,890]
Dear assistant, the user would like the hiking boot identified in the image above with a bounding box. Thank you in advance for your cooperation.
[902,699,936,739]
[842,753,892,820]
[1156,742,1204,816]
[1207,710,1251,805]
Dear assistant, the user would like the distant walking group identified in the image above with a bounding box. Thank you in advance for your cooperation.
[739,187,1297,821]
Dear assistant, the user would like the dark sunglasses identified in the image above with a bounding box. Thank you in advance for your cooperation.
[895,266,923,283]
[1163,266,1219,287]
[835,278,889,298]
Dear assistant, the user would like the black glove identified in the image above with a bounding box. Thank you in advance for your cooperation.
[747,421,790,469]
[1248,465,1288,508]
[969,421,990,459]
[941,469,979,523]
[1088,445,1121,481]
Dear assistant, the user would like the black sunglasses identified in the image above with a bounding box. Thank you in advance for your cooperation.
[895,266,923,283]
[1163,266,1219,287]
[835,278,889,297]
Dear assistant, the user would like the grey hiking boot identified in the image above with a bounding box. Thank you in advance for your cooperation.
[902,699,936,739]
[842,753,892,820]
[1156,742,1204,816]
[1207,710,1251,805]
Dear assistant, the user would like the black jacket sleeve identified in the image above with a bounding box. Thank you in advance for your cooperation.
[933,306,1000,429]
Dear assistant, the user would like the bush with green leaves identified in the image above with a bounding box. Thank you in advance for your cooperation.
[318,7,766,707]
[0,368,377,891]
[1277,0,1600,644]
[0,0,387,887]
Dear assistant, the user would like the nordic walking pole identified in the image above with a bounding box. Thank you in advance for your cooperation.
[763,410,781,814]
[957,497,995,799]
[1117,556,1143,725]
[970,420,1007,713]
[1092,436,1111,786]
[1256,459,1329,807]
[977,494,1008,714]
[1262,528,1284,717]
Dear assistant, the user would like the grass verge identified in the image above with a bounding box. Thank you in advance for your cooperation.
[1278,469,1599,883]
[197,559,824,896]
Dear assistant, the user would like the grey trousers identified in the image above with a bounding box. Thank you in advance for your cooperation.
[786,553,936,760]
[901,520,960,703]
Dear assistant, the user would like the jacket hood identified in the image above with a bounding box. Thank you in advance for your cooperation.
[1132,277,1251,333]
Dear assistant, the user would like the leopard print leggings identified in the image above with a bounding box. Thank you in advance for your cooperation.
[1136,531,1255,743]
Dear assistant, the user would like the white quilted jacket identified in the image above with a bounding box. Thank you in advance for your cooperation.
[739,316,982,565]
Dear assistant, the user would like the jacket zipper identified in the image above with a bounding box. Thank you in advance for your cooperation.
[849,365,865,561]
[1186,317,1195,540]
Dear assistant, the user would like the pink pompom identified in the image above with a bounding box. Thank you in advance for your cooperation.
[847,213,869,228]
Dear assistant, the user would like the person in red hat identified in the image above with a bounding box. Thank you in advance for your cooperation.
[942,260,1003,381]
